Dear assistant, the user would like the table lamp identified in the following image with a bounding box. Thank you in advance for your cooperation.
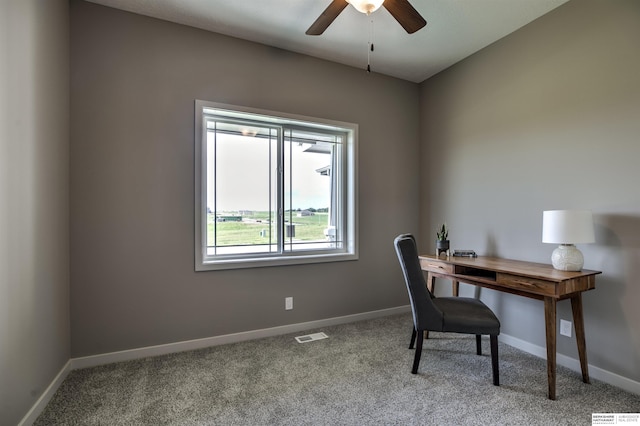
[542,210,595,271]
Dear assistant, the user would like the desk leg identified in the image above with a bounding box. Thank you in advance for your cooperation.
[452,280,459,296]
[424,272,435,340]
[544,297,557,400]
[426,272,435,293]
[571,294,590,384]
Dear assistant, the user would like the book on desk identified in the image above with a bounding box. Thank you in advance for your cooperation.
[452,249,477,258]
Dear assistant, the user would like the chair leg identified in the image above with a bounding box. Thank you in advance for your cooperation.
[476,334,482,355]
[490,334,499,386]
[411,330,424,374]
[409,327,416,349]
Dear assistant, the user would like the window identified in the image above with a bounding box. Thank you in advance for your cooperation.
[195,101,358,270]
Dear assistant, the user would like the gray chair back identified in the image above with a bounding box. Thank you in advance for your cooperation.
[394,234,443,331]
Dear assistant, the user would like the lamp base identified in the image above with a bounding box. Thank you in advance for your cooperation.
[551,244,584,271]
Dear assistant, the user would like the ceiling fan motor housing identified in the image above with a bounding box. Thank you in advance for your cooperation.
[306,0,426,36]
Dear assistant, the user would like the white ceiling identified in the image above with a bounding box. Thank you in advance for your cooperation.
[85,0,569,83]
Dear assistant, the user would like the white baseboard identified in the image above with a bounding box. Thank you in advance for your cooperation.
[500,333,640,396]
[18,360,72,426]
[71,305,411,370]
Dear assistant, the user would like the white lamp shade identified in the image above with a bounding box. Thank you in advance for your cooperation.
[542,210,595,244]
[347,0,385,14]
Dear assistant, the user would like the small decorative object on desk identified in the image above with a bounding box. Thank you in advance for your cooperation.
[436,223,450,257]
[453,250,477,258]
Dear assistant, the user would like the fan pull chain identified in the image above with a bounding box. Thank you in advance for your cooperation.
[367,17,374,73]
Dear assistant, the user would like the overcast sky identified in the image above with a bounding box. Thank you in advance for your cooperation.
[207,133,331,212]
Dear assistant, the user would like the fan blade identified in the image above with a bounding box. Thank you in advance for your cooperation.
[383,0,427,34]
[306,0,349,35]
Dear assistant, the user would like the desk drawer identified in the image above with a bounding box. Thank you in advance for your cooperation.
[420,258,453,274]
[497,273,556,296]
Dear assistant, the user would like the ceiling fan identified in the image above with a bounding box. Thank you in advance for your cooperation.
[306,0,427,36]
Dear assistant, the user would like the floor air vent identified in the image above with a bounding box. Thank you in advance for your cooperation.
[295,332,328,343]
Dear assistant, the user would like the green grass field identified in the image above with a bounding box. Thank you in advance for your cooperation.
[208,211,329,246]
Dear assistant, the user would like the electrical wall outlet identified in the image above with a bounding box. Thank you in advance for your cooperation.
[560,319,572,337]
[285,297,293,310]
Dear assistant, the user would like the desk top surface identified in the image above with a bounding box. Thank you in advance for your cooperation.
[419,254,601,282]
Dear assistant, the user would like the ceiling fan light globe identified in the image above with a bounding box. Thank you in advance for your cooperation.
[347,0,385,15]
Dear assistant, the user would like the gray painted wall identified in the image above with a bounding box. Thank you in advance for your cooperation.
[70,1,420,357]
[0,1,70,425]
[420,0,640,382]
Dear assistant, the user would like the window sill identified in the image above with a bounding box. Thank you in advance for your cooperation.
[196,251,358,271]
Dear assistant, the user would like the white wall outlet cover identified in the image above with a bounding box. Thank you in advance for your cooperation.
[560,319,572,337]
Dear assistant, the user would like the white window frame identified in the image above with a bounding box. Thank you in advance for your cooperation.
[195,100,358,271]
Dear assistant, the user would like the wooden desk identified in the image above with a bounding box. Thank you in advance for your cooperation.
[419,254,601,400]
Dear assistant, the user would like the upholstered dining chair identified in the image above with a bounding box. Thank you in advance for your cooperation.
[393,234,501,385]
